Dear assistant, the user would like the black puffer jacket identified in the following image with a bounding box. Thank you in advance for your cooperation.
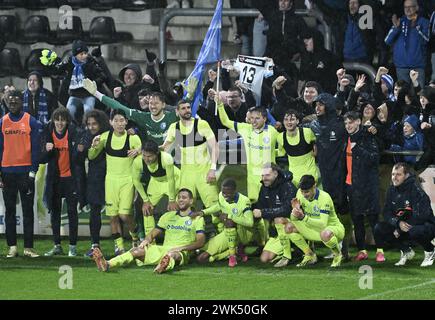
[383,175,435,232]
[253,170,298,220]
[117,63,160,110]
[347,127,380,216]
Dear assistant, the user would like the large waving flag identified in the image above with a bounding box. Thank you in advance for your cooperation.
[182,0,222,116]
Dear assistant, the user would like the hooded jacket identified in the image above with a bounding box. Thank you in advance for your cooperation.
[117,63,160,110]
[253,170,297,221]
[385,14,430,69]
[383,175,435,231]
[310,93,347,212]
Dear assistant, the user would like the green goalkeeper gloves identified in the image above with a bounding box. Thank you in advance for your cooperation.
[40,49,58,66]
[83,78,97,96]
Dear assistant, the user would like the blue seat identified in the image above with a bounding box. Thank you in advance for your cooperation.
[0,48,24,77]
[19,15,53,44]
[0,15,16,42]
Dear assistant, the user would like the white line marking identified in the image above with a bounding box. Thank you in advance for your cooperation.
[358,279,435,300]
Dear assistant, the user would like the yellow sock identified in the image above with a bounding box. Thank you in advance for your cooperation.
[109,251,134,268]
[323,235,340,255]
[275,224,291,259]
[254,218,268,246]
[115,237,124,250]
[224,227,237,256]
[143,216,155,236]
[288,233,311,255]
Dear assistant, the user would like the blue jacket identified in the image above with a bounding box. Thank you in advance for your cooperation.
[389,114,424,164]
[385,15,430,68]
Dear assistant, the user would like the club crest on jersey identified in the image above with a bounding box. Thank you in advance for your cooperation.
[232,208,238,214]
[185,219,193,226]
[160,122,167,130]
[263,136,270,144]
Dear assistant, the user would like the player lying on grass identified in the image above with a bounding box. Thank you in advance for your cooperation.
[195,178,254,267]
[274,174,345,268]
[92,188,206,274]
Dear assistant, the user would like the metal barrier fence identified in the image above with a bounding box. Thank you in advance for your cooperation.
[158,8,332,61]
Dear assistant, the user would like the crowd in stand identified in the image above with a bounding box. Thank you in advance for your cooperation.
[0,0,434,272]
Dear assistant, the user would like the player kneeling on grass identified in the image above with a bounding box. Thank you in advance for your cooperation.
[92,188,206,274]
[196,178,253,267]
[275,175,345,268]
[132,139,180,238]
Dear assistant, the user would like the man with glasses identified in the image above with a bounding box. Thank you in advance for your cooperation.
[385,0,429,86]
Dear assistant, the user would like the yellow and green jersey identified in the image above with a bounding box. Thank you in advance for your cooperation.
[164,118,215,170]
[132,151,178,202]
[88,130,142,178]
[294,188,343,232]
[156,211,205,247]
[101,95,177,145]
[203,192,253,228]
[277,127,317,186]
[218,103,278,176]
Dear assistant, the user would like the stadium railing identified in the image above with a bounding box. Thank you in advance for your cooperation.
[158,8,332,62]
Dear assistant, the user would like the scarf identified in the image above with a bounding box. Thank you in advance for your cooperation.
[70,56,85,90]
[23,89,49,126]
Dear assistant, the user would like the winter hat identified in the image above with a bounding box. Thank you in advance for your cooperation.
[381,74,395,101]
[72,40,88,56]
[403,114,420,132]
[342,74,355,86]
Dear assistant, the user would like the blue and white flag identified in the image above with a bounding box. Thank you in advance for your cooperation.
[182,0,222,116]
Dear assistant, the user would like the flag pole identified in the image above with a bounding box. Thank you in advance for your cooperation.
[215,60,221,116]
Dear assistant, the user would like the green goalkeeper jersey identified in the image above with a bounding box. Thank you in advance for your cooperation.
[156,211,205,248]
[203,192,253,228]
[294,188,343,232]
[101,95,177,145]
[218,103,278,176]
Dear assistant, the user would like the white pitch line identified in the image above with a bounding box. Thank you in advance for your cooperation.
[357,279,435,300]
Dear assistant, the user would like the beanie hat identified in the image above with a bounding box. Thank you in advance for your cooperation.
[72,40,88,56]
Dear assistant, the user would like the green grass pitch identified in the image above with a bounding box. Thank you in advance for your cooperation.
[0,236,434,300]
